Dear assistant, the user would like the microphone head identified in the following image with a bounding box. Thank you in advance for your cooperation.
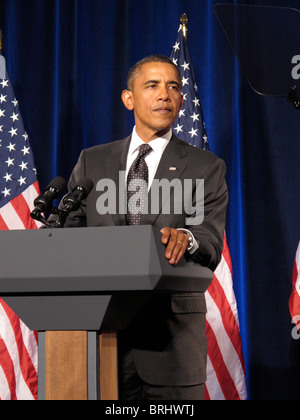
[73,178,94,197]
[32,176,67,217]
[46,176,67,194]
[62,178,94,212]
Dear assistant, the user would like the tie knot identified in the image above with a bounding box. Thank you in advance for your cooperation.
[138,143,152,159]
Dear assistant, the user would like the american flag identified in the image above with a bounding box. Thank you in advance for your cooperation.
[289,241,300,332]
[169,28,208,150]
[169,25,247,400]
[0,54,40,400]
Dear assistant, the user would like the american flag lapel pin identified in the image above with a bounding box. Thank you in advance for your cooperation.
[169,166,177,171]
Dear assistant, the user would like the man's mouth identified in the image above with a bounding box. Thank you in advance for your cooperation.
[153,107,173,114]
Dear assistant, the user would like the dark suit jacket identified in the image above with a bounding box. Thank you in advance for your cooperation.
[59,134,228,386]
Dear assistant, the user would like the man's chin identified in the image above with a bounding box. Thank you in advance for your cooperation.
[153,127,172,137]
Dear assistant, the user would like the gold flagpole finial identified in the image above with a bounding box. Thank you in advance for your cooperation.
[180,13,188,40]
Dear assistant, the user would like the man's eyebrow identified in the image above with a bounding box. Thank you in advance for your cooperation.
[168,80,181,88]
[143,80,159,86]
[143,80,181,87]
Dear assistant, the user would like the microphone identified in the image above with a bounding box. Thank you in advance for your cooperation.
[61,178,94,213]
[31,176,67,221]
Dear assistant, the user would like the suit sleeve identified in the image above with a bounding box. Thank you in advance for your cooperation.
[188,157,228,271]
[62,150,89,227]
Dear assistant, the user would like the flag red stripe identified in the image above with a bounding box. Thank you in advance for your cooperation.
[204,385,210,400]
[206,321,241,400]
[289,260,299,312]
[204,355,225,400]
[0,299,38,400]
[289,245,300,328]
[0,66,39,400]
[205,288,246,399]
[221,236,233,272]
[0,338,17,400]
[293,260,299,286]
[33,330,38,345]
[10,194,36,230]
[0,215,9,230]
[32,180,41,196]
[169,27,247,400]
[208,276,246,374]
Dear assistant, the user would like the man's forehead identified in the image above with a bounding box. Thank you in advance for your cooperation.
[138,62,181,82]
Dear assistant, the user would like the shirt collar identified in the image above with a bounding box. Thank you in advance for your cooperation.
[129,126,172,156]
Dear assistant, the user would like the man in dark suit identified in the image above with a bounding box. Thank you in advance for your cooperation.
[59,55,228,400]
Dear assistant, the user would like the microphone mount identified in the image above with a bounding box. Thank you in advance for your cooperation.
[31,177,93,228]
[30,176,67,227]
[31,201,66,228]
[54,178,94,228]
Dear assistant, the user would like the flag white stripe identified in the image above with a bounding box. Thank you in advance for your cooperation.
[20,184,43,229]
[214,258,240,327]
[22,184,39,212]
[0,202,25,230]
[0,364,11,400]
[0,307,34,400]
[0,64,39,399]
[0,185,41,230]
[169,27,247,400]
[205,355,225,400]
[19,322,38,373]
[205,292,247,399]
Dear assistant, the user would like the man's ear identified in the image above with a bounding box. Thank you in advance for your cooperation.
[121,89,134,111]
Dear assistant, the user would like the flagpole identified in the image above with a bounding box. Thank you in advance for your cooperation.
[180,13,188,40]
[0,30,5,79]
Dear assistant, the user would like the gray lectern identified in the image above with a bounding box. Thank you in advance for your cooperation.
[0,225,212,400]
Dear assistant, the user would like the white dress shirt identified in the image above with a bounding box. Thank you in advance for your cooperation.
[125,127,199,255]
[125,126,172,189]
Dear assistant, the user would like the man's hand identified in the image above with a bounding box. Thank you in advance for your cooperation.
[160,227,189,265]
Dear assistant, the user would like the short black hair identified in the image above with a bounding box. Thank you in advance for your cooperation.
[127,54,182,91]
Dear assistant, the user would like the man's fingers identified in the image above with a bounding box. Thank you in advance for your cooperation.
[160,227,171,245]
[168,235,188,264]
[160,227,189,264]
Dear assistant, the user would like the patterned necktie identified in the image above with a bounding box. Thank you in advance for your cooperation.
[127,143,152,225]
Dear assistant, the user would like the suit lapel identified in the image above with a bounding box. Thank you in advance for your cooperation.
[107,134,188,226]
[108,136,131,226]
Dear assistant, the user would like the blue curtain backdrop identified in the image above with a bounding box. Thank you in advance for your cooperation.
[0,0,299,400]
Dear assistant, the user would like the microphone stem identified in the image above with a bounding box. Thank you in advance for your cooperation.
[31,211,54,228]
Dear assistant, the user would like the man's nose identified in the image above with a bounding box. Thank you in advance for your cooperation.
[158,86,171,101]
